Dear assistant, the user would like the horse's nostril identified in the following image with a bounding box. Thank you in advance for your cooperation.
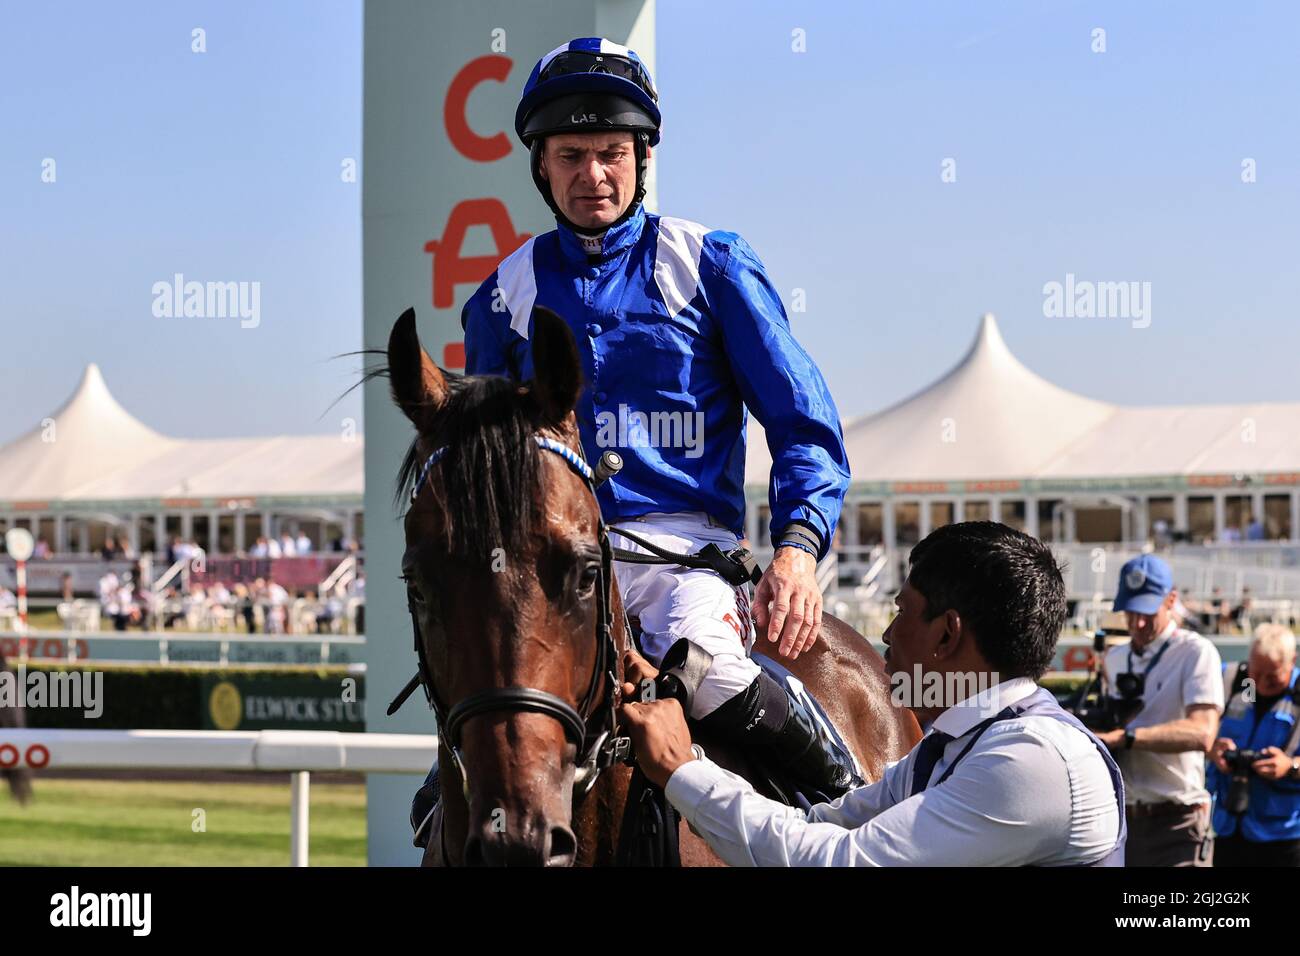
[547,826,577,867]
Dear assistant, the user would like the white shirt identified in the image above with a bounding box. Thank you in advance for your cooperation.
[1102,621,1224,805]
[665,676,1120,866]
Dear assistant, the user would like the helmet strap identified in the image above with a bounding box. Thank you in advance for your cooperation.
[529,132,650,237]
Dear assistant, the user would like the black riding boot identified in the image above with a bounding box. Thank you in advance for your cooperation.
[698,671,865,802]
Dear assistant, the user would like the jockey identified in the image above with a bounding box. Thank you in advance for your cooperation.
[414,37,857,837]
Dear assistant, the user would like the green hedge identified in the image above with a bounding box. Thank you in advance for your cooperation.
[12,663,361,731]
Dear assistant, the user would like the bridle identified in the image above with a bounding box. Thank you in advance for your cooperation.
[387,435,632,801]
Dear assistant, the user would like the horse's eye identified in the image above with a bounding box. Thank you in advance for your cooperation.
[577,562,600,595]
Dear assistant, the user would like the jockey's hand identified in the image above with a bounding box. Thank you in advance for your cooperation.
[619,696,696,789]
[754,545,821,661]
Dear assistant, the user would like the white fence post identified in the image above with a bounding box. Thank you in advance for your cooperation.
[291,770,310,867]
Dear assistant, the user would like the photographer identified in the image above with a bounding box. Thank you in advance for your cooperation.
[1096,555,1224,866]
[1209,624,1300,867]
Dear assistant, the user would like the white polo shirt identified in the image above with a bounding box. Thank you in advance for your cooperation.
[664,676,1120,866]
[1102,621,1224,806]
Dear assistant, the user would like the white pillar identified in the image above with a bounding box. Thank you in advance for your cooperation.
[953,499,965,523]
[1213,494,1226,541]
[917,500,932,538]
[263,511,275,541]
[128,514,140,554]
[181,512,193,543]
[1133,497,1148,542]
[54,515,66,553]
[882,499,897,550]
[208,510,220,553]
[235,512,247,554]
[1290,491,1299,543]
[77,521,89,553]
[1251,491,1265,530]
[989,498,1002,523]
[290,771,310,867]
[1025,497,1040,537]
[841,497,860,561]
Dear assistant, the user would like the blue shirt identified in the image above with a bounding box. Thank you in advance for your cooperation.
[461,204,849,554]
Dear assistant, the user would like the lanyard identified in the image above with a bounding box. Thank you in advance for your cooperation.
[1127,636,1173,683]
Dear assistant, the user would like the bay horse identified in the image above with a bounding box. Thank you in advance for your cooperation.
[383,306,920,866]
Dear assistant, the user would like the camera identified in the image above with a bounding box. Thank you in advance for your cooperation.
[1066,629,1146,731]
[1223,748,1262,816]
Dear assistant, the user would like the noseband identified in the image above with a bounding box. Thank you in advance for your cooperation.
[388,436,631,799]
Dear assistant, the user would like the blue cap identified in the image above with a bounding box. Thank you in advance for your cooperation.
[1113,554,1173,615]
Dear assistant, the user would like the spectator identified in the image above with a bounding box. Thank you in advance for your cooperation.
[167,535,181,565]
[33,537,51,559]
[266,579,290,633]
[1233,587,1254,634]
[295,530,312,554]
[279,532,297,558]
[1210,624,1300,866]
[97,570,120,609]
[266,535,282,559]
[1246,514,1266,542]
[315,586,344,634]
[60,572,74,603]
[1098,555,1223,866]
[232,583,256,633]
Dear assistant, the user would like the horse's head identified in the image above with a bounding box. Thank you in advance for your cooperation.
[387,306,613,866]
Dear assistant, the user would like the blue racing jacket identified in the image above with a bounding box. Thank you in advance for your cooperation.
[461,204,849,555]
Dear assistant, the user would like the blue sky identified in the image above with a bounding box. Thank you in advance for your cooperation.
[3,1,1298,446]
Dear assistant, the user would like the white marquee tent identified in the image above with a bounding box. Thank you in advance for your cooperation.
[744,314,1300,557]
[0,364,363,554]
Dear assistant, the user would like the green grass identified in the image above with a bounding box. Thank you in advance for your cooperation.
[0,777,366,866]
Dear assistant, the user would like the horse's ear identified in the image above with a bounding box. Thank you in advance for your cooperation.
[530,306,582,424]
[387,307,447,429]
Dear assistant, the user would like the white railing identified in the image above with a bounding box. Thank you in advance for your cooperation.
[1,728,437,866]
[150,556,192,596]
[318,554,357,596]
[0,629,365,666]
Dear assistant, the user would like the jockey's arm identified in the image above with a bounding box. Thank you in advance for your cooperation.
[707,235,850,659]
[462,277,516,378]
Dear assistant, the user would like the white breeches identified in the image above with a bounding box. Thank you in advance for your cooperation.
[611,512,761,719]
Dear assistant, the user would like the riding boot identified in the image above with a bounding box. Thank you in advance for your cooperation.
[698,671,865,801]
[411,761,441,849]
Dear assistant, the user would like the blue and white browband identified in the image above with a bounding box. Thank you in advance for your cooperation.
[412,435,594,502]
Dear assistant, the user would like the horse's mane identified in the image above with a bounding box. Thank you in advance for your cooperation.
[357,356,542,563]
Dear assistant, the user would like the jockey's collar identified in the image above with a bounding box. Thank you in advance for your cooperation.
[557,203,646,265]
